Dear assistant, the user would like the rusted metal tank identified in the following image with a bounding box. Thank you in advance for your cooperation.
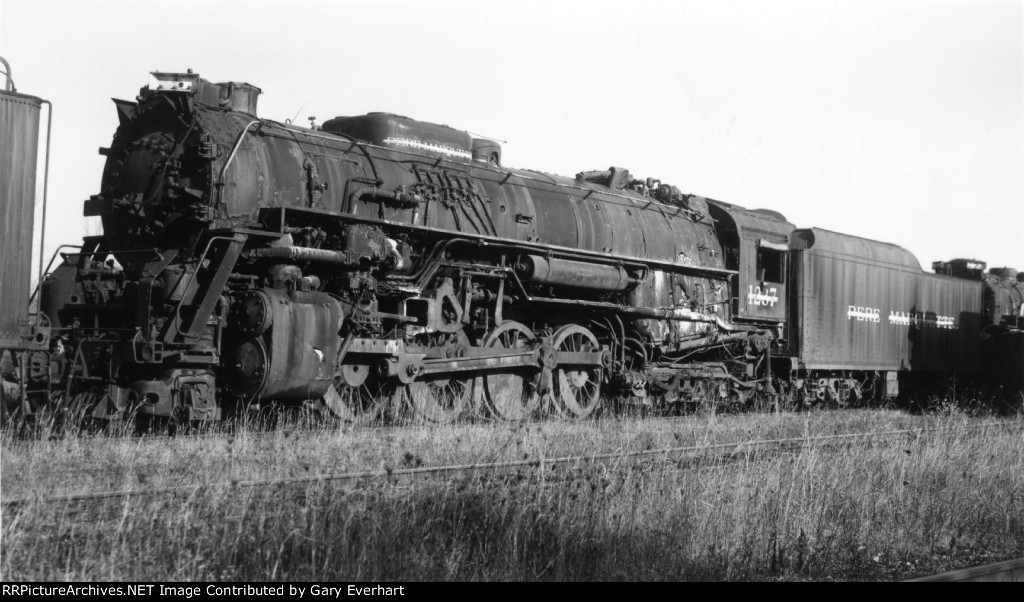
[0,87,42,346]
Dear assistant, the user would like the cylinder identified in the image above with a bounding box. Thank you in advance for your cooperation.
[515,255,636,291]
[227,290,274,335]
[223,288,345,402]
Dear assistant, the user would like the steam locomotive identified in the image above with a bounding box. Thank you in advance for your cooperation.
[3,70,1022,427]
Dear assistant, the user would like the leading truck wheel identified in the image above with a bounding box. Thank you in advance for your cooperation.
[551,324,602,418]
[482,321,541,421]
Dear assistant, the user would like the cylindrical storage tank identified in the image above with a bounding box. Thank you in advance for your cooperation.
[0,89,42,343]
[515,255,637,291]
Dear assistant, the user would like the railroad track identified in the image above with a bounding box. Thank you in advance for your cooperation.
[3,420,1018,509]
[905,557,1024,582]
[0,400,973,443]
[0,408,678,443]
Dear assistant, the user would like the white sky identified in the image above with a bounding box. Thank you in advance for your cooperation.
[2,0,1022,275]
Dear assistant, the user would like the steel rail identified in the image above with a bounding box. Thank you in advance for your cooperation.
[2,421,1019,509]
[904,557,1024,582]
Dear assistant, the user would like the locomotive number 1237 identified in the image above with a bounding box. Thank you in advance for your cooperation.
[747,285,779,307]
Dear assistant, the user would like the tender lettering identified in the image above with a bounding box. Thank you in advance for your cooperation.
[846,305,880,323]
[887,310,956,329]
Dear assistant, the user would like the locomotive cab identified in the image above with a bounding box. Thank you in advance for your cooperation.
[706,201,794,325]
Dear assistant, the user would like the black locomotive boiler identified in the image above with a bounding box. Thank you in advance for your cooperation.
[6,70,1023,427]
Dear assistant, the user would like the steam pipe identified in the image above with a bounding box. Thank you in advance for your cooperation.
[0,57,13,91]
[348,186,422,210]
[251,246,356,265]
[672,331,749,353]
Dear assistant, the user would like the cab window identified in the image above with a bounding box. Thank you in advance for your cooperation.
[756,247,784,283]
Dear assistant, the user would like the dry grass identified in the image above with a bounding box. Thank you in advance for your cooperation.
[1,409,1021,581]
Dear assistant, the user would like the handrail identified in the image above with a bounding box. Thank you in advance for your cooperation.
[215,119,262,210]
[37,100,52,294]
[28,245,82,305]
[0,56,13,91]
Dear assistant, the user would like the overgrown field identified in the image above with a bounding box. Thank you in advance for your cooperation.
[2,409,1022,580]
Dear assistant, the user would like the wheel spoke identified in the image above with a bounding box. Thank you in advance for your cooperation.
[404,330,473,423]
[482,321,540,421]
[551,324,602,418]
[320,376,390,426]
[405,378,471,423]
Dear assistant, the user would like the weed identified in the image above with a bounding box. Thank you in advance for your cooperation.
[2,410,1021,580]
